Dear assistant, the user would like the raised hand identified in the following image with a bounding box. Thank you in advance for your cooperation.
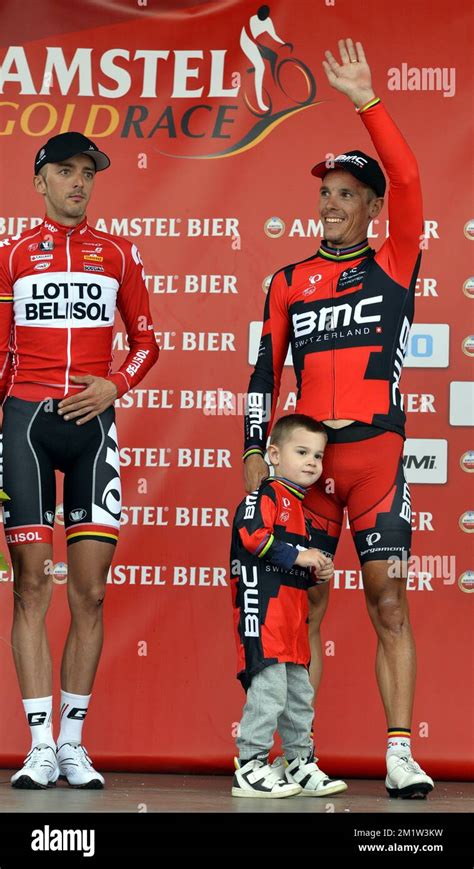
[322,38,375,108]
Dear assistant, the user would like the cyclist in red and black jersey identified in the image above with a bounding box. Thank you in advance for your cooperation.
[0,132,159,790]
[243,40,433,798]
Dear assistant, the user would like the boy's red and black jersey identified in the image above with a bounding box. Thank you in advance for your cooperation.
[230,476,315,690]
[243,100,423,460]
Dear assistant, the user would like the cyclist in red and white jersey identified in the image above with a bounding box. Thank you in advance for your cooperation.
[243,40,434,798]
[0,132,159,789]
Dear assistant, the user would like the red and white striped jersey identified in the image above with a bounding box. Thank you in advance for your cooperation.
[0,215,159,401]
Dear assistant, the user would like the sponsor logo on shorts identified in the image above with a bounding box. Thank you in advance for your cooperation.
[69,508,87,522]
[366,532,382,547]
[44,511,55,524]
[458,570,474,593]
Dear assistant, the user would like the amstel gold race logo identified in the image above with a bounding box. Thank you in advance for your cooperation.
[0,5,318,160]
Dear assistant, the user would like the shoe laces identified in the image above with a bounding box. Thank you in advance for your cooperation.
[59,743,94,769]
[23,744,56,768]
[394,755,422,773]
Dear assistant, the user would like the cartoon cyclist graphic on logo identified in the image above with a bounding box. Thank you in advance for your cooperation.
[240,5,315,115]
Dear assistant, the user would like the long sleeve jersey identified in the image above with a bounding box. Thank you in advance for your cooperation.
[244,99,423,460]
[0,215,159,402]
[230,476,315,689]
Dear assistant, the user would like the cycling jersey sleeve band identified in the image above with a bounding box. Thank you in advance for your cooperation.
[356,96,381,113]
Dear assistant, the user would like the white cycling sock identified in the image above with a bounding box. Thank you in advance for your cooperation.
[58,690,91,747]
[23,695,55,749]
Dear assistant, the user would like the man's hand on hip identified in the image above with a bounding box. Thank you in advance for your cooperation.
[323,38,375,108]
[243,454,269,494]
[58,375,118,424]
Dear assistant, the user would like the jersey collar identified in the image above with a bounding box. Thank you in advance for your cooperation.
[42,215,88,236]
[318,238,372,262]
[268,477,307,499]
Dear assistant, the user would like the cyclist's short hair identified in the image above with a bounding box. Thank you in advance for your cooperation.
[257,5,270,20]
[270,414,328,447]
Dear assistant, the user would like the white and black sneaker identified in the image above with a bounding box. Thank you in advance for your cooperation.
[232,756,301,798]
[385,754,434,799]
[273,753,348,797]
[56,742,105,789]
[11,743,59,789]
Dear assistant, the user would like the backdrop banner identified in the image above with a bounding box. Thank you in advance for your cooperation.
[0,0,472,778]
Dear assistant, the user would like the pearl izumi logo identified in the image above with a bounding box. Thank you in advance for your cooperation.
[31,826,95,858]
[0,9,318,159]
[366,532,381,547]
[458,571,474,593]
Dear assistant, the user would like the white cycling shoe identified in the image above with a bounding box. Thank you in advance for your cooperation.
[232,756,301,798]
[11,743,60,789]
[273,754,348,797]
[56,742,105,789]
[385,754,434,799]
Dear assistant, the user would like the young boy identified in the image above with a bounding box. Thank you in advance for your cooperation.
[230,414,348,798]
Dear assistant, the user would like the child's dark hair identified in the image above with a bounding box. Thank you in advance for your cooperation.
[269,414,328,446]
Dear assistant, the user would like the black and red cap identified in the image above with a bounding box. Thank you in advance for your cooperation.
[311,150,386,197]
[34,132,110,175]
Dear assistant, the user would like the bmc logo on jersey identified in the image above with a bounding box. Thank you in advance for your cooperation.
[292,295,383,338]
[403,439,448,484]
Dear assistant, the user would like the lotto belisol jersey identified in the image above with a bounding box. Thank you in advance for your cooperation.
[244,100,423,460]
[0,215,159,401]
[230,476,315,689]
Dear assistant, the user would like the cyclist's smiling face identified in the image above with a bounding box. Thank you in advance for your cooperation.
[34,154,96,226]
[319,170,383,248]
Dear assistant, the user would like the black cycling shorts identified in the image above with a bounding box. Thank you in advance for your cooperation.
[1,397,121,547]
[304,422,412,566]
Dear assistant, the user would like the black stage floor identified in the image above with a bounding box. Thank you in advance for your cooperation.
[0,771,472,813]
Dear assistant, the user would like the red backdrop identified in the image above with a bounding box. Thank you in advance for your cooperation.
[0,0,472,779]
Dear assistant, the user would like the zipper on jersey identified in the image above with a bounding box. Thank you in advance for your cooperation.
[65,231,72,394]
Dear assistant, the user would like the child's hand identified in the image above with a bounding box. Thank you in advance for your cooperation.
[295,548,329,571]
[312,559,334,584]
